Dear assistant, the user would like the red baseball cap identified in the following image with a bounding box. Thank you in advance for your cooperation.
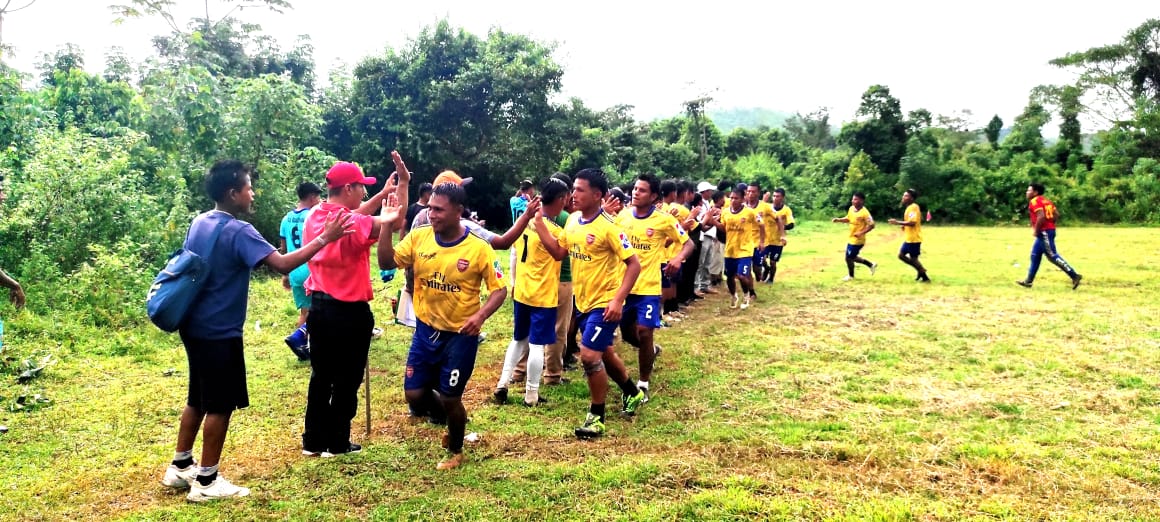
[326,162,377,189]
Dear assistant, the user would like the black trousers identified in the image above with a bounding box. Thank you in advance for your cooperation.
[678,238,702,303]
[302,294,374,452]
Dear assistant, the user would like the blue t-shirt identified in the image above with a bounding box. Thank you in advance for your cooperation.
[180,211,276,340]
[510,195,528,223]
[279,207,314,287]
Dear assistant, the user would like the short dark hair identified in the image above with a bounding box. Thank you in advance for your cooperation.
[635,173,661,199]
[733,183,747,195]
[296,181,322,200]
[1030,183,1045,195]
[418,182,433,197]
[519,179,534,191]
[905,188,920,200]
[773,187,786,196]
[852,191,866,200]
[574,168,609,197]
[711,190,726,202]
[540,176,570,206]
[676,180,692,195]
[609,187,629,205]
[206,160,254,202]
[551,172,571,185]
[660,180,677,197]
[433,182,467,207]
[689,193,703,207]
[748,181,761,191]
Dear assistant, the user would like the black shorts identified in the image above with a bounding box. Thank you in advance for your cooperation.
[180,333,249,414]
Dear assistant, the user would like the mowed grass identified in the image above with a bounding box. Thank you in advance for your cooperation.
[2,223,1159,520]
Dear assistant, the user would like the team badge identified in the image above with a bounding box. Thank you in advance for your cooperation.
[492,260,504,279]
[646,228,655,237]
[586,233,596,245]
[457,259,469,272]
[619,232,632,250]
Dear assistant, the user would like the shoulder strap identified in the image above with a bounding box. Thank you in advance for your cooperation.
[202,217,230,259]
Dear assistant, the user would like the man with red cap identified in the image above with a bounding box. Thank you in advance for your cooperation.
[299,153,409,458]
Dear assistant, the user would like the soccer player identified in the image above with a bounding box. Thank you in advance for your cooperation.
[380,182,508,470]
[509,179,536,289]
[715,184,763,309]
[1016,183,1082,289]
[539,168,645,439]
[300,156,409,461]
[163,160,352,502]
[887,188,930,282]
[494,177,569,406]
[616,174,693,402]
[745,182,775,289]
[764,188,792,283]
[280,182,323,360]
[831,192,876,281]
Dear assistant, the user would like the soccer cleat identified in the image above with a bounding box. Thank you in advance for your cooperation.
[730,294,740,309]
[493,387,509,405]
[653,343,663,357]
[371,327,383,339]
[574,413,606,439]
[1015,280,1033,288]
[186,475,250,502]
[842,275,854,281]
[622,389,646,417]
[284,327,309,361]
[301,448,325,457]
[639,386,650,404]
[161,462,199,489]
[920,274,931,283]
[1071,274,1083,290]
[522,396,548,407]
[869,263,878,275]
[741,295,751,310]
[436,452,465,470]
[322,443,362,458]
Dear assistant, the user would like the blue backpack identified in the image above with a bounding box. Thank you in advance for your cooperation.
[146,219,228,332]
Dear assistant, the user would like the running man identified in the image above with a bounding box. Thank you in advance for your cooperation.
[494,177,569,407]
[539,168,645,439]
[745,182,776,288]
[887,188,930,282]
[763,188,792,283]
[715,184,763,309]
[832,192,876,281]
[616,174,693,403]
[379,182,508,470]
[1016,183,1082,289]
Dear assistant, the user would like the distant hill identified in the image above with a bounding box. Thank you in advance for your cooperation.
[709,107,795,133]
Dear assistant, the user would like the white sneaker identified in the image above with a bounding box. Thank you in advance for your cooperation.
[741,296,751,310]
[161,462,198,489]
[371,327,384,339]
[842,275,854,281]
[730,294,739,309]
[186,475,251,502]
[869,263,877,275]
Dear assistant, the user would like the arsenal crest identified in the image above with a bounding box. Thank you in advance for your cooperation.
[405,366,414,378]
[456,259,469,272]
[586,233,596,245]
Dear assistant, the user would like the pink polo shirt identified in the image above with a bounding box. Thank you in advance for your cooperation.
[303,202,378,302]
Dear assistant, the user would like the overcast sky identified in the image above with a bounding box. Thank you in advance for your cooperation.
[3,1,1156,128]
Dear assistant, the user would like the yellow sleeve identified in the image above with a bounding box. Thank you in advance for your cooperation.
[608,223,635,261]
[394,229,416,269]
[480,244,504,293]
[666,215,690,246]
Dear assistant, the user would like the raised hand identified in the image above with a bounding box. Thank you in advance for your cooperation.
[390,151,410,185]
[380,193,403,225]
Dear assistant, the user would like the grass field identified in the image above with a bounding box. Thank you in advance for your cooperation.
[2,223,1159,520]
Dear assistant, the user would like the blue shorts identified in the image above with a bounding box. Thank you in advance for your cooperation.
[660,263,681,289]
[404,320,479,398]
[724,257,752,278]
[512,301,557,345]
[846,244,865,258]
[291,284,310,310]
[752,247,764,265]
[622,294,662,329]
[765,245,784,263]
[899,242,921,258]
[576,308,618,352]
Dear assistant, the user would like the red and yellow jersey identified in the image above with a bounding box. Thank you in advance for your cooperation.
[846,206,873,245]
[561,212,636,313]
[902,203,923,243]
[661,202,691,258]
[616,207,689,296]
[393,226,505,332]
[1028,196,1057,231]
[512,217,565,308]
[721,206,762,258]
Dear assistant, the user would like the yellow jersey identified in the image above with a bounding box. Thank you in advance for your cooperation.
[513,217,565,308]
[561,212,636,313]
[902,203,922,243]
[393,225,505,332]
[751,201,777,246]
[846,206,873,245]
[616,207,689,296]
[721,206,762,258]
[770,204,792,245]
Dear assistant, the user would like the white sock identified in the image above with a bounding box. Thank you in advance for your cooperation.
[496,338,529,389]
[525,344,545,403]
[637,380,649,390]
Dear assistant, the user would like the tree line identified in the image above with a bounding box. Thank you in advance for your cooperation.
[0,6,1158,325]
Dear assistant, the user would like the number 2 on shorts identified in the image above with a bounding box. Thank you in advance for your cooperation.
[645,305,653,319]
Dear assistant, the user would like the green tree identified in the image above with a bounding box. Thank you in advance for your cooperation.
[838,85,908,173]
[984,115,1003,149]
[784,108,835,150]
